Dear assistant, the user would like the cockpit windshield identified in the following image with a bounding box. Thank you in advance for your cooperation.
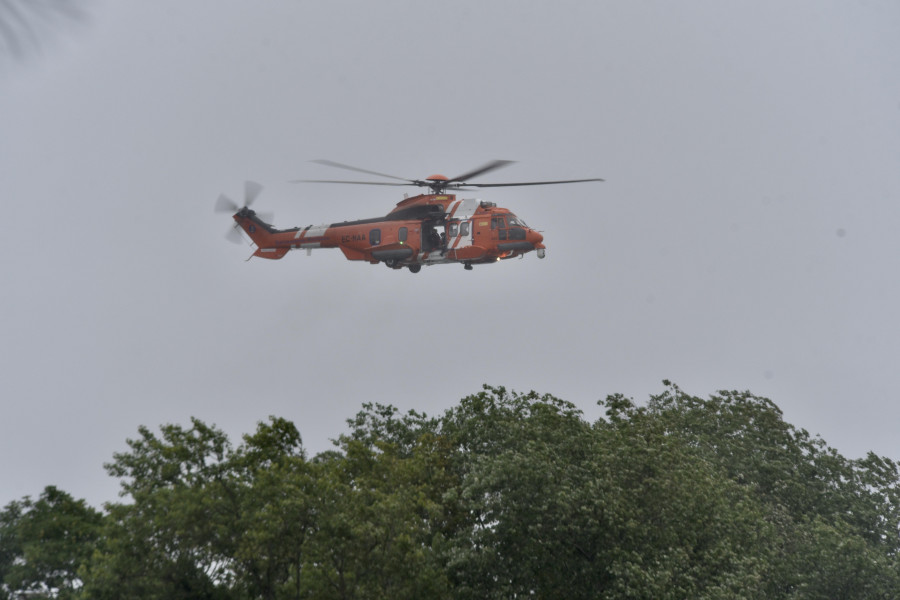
[507,215,528,228]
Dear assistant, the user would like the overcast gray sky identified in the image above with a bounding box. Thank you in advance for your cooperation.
[2,0,899,507]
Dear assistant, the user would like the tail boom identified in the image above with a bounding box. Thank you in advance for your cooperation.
[233,210,336,260]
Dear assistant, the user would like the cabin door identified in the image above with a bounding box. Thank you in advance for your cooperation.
[446,219,473,253]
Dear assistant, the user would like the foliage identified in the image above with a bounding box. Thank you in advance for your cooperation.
[3,384,900,599]
[441,386,774,599]
[0,486,103,599]
[82,416,311,600]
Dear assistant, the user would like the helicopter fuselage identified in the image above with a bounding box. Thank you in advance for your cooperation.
[232,193,545,272]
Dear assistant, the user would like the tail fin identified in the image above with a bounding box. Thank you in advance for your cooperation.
[233,208,290,260]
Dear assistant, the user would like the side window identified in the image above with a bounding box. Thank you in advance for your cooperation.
[491,217,505,230]
[448,222,459,237]
[398,227,408,243]
[460,221,470,237]
[369,228,381,246]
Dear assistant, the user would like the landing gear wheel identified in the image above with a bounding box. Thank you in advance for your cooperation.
[464,263,473,271]
[408,264,421,274]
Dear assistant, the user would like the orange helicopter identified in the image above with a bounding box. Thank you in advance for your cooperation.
[215,160,603,273]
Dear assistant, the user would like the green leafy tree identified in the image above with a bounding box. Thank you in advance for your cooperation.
[298,406,454,599]
[8,383,900,599]
[594,392,775,599]
[0,498,22,600]
[342,402,441,456]
[83,416,318,600]
[439,385,774,599]
[439,386,603,598]
[0,486,103,599]
[627,382,900,597]
[83,418,237,599]
[227,417,314,600]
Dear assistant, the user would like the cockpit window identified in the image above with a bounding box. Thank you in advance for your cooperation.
[507,215,527,228]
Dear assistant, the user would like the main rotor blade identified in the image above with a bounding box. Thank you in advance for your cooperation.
[214,194,240,213]
[469,178,605,188]
[293,179,412,187]
[311,160,412,183]
[448,160,515,183]
[244,181,264,207]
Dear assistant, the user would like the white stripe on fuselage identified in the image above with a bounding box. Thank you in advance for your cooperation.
[452,198,479,219]
[295,225,329,240]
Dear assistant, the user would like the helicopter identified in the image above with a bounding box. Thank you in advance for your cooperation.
[214,160,603,273]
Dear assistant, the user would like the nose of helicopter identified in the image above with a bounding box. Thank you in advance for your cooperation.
[528,229,544,246]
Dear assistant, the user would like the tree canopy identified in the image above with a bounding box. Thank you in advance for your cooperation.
[2,384,899,599]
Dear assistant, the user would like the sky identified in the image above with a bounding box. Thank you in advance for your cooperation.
[1,0,899,508]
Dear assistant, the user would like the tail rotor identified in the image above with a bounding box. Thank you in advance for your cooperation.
[214,181,270,244]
